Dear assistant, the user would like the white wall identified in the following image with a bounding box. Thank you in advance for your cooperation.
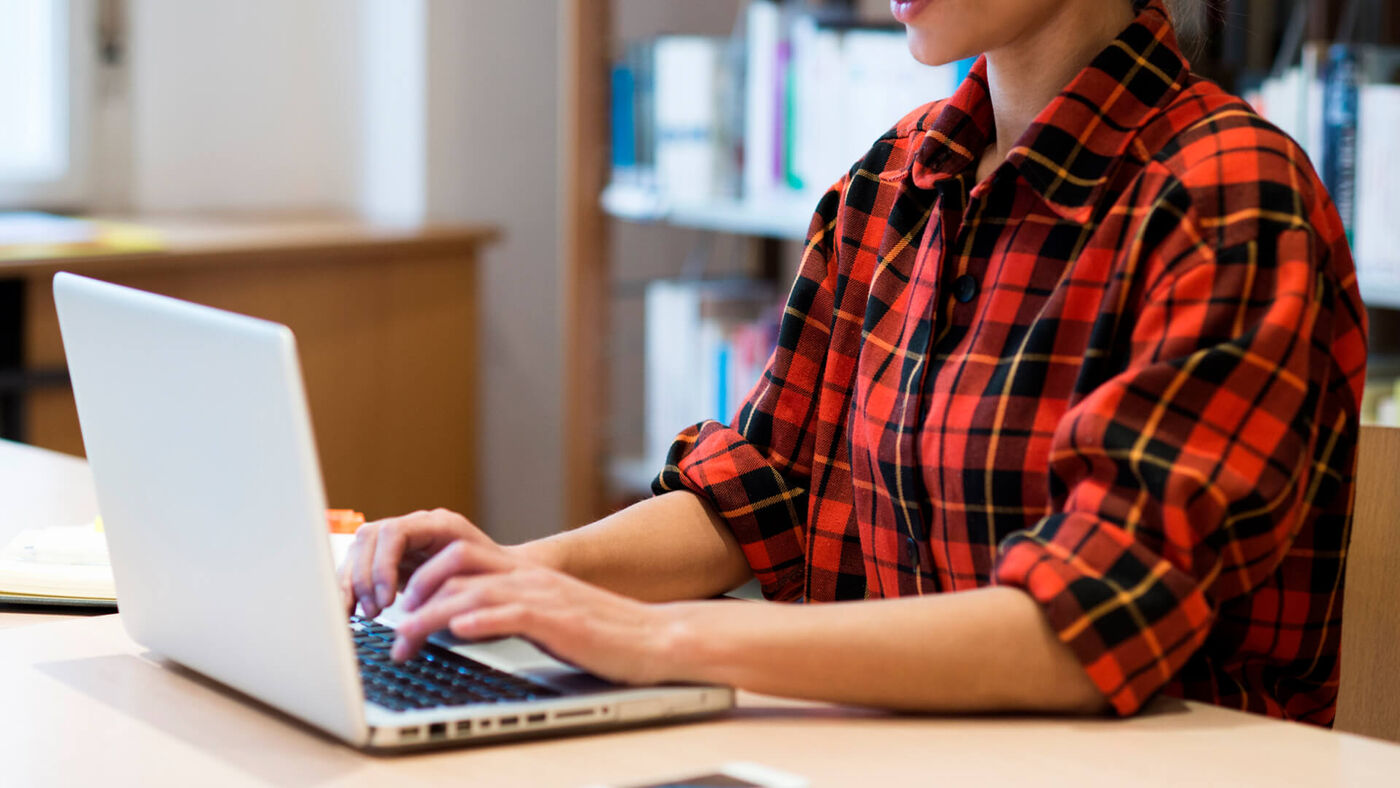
[116,0,566,541]
[126,0,357,213]
[422,1,563,540]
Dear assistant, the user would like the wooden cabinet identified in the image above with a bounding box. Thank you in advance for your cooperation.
[1,216,497,521]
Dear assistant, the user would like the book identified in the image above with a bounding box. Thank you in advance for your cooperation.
[744,0,783,200]
[644,279,779,471]
[1355,83,1400,288]
[1323,44,1361,246]
[1252,44,1400,304]
[0,521,359,608]
[0,521,116,606]
[613,6,968,220]
[653,36,743,205]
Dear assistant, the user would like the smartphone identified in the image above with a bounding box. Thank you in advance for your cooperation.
[595,762,808,788]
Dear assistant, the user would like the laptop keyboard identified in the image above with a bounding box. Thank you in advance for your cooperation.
[351,616,560,711]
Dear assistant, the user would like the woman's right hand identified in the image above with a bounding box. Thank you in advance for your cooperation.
[339,508,527,618]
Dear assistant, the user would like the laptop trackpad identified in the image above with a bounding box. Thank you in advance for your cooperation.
[429,632,620,694]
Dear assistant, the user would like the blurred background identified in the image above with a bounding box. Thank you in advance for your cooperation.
[1,0,1396,546]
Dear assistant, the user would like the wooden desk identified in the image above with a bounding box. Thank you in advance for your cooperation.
[2,615,1399,787]
[1,216,497,520]
[8,434,1400,786]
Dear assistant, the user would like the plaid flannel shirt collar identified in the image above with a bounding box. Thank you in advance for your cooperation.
[909,0,1190,223]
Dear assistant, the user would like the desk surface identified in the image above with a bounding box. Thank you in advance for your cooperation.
[6,444,1400,786]
[0,438,98,535]
[0,214,500,277]
[3,614,1399,788]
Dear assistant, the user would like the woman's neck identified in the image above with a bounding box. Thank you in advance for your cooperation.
[975,0,1137,184]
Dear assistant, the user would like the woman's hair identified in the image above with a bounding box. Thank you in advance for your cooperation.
[1163,0,1209,40]
[1162,0,1210,60]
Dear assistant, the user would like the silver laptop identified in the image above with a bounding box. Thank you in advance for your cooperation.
[52,272,733,751]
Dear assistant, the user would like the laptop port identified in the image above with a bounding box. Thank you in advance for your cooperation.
[555,708,594,720]
[498,716,518,727]
[398,726,421,740]
[456,721,472,734]
[428,722,447,740]
[526,713,546,725]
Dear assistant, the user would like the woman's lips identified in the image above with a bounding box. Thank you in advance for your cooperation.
[890,0,936,24]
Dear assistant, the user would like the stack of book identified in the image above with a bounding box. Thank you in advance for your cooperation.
[608,1,968,214]
[1246,44,1400,299]
[644,279,780,473]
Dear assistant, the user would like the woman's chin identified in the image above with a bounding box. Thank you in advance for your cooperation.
[903,29,978,67]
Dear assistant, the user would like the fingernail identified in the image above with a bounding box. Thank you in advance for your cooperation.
[375,584,391,609]
[391,637,407,661]
[402,588,419,611]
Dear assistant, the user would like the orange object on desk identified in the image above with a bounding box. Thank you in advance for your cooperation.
[326,509,365,534]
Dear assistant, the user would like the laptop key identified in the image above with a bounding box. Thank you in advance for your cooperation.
[350,616,560,710]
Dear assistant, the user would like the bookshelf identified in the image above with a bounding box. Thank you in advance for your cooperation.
[561,0,1400,527]
[600,183,816,241]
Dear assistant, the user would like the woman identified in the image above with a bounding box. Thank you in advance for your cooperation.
[344,0,1365,722]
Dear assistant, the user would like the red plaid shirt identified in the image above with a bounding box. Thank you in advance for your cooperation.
[655,0,1367,723]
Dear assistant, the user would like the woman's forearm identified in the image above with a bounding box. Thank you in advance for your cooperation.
[392,514,1104,714]
[513,491,752,603]
[662,586,1107,714]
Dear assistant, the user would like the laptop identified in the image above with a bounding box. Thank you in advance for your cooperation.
[52,272,734,751]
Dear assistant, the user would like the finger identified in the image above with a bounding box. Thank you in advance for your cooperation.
[448,603,532,643]
[401,539,515,612]
[350,525,381,618]
[425,507,494,548]
[380,512,490,573]
[370,519,411,611]
[338,547,356,614]
[391,575,507,661]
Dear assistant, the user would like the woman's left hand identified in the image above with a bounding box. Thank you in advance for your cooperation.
[388,542,679,685]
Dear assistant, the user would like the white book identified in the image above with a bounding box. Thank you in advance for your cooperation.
[1259,69,1301,142]
[809,26,848,187]
[645,281,705,472]
[791,20,848,191]
[839,31,956,169]
[1302,44,1327,170]
[744,1,782,199]
[1354,83,1400,287]
[654,36,722,204]
[840,31,905,167]
[787,14,819,192]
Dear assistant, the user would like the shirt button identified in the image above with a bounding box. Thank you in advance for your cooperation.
[906,536,920,560]
[952,274,978,303]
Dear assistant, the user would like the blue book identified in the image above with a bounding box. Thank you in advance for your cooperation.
[610,62,637,172]
[1323,44,1360,246]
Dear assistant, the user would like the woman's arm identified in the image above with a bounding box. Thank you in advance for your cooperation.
[341,491,749,616]
[387,554,1106,714]
[514,491,752,602]
[668,587,1105,713]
